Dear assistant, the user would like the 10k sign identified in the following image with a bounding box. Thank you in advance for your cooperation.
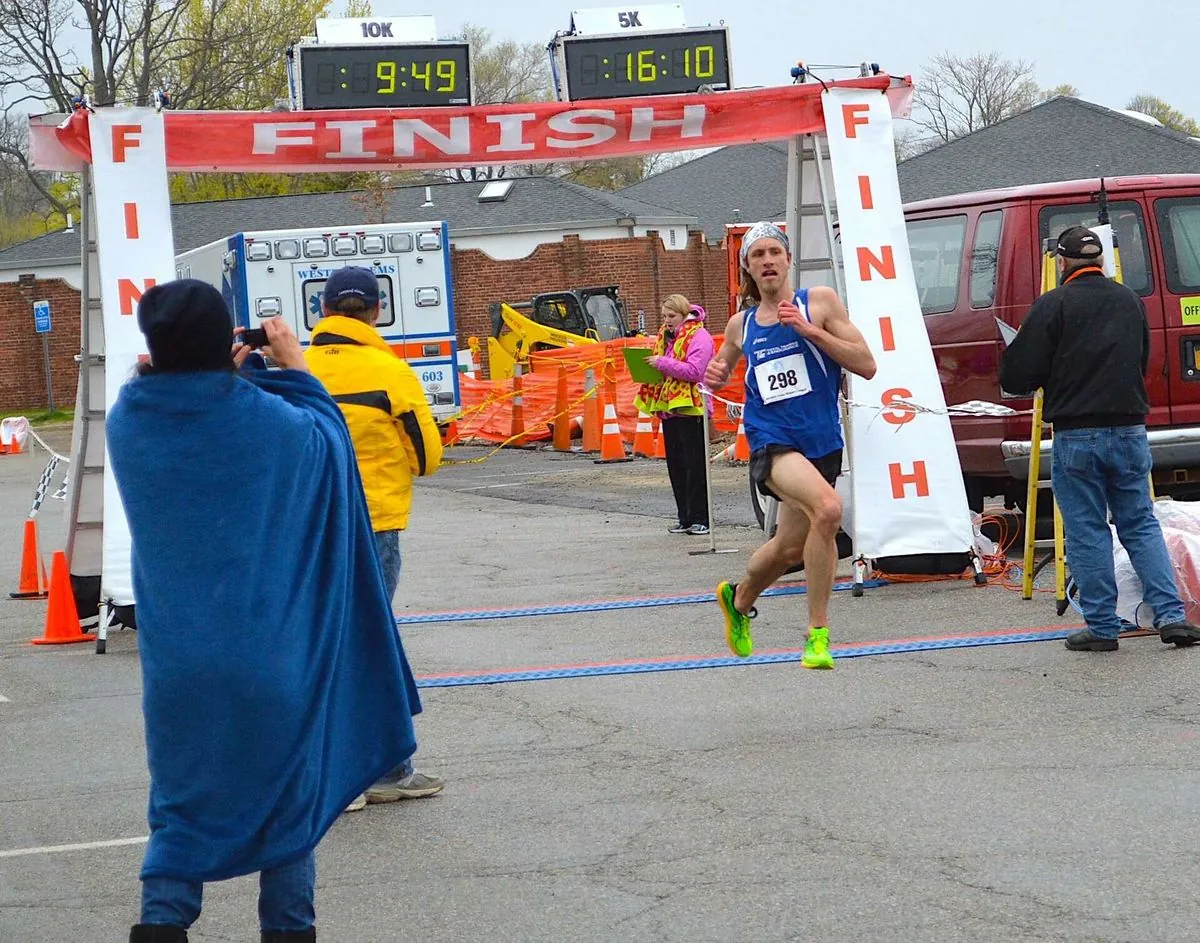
[33,300,51,334]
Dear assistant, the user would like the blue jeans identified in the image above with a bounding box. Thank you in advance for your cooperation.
[374,529,401,605]
[140,850,315,931]
[1051,425,1185,638]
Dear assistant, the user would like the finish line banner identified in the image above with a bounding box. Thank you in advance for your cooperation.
[90,108,178,606]
[35,78,913,173]
[821,87,973,560]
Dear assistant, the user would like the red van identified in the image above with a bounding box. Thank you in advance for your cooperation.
[726,174,1200,515]
[904,174,1200,511]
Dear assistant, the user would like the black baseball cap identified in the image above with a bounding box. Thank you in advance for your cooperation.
[323,266,379,306]
[137,279,233,372]
[1057,226,1104,260]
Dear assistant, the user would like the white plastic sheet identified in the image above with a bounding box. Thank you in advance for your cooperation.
[1113,499,1200,627]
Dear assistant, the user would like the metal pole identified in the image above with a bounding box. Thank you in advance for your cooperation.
[689,394,738,556]
[64,166,91,567]
[42,333,54,412]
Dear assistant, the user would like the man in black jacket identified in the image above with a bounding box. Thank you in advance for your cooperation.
[1000,225,1200,652]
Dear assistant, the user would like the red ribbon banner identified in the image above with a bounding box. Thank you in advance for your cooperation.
[35,76,912,173]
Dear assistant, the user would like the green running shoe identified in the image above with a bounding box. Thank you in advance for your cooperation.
[717,581,755,657]
[801,626,835,670]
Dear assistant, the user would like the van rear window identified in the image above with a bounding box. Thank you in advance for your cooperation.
[1155,197,1200,294]
[303,275,396,331]
[1040,202,1151,295]
[906,215,967,314]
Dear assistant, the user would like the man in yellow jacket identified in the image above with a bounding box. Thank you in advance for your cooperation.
[305,265,445,808]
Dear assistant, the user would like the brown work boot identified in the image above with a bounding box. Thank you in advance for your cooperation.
[1158,621,1200,647]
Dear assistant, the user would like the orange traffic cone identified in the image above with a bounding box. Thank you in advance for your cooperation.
[31,551,95,645]
[732,417,751,462]
[649,415,668,459]
[632,408,656,457]
[509,367,528,448]
[7,434,22,455]
[594,397,631,464]
[10,518,48,599]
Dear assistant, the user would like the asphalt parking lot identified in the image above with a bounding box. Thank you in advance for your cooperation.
[3,434,1200,942]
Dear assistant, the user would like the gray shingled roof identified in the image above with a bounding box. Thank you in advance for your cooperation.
[899,96,1200,203]
[619,97,1200,238]
[0,174,694,271]
[619,143,790,243]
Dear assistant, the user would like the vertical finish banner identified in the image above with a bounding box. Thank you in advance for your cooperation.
[89,108,177,606]
[821,88,973,559]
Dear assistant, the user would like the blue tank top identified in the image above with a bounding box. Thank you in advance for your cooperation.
[742,289,843,458]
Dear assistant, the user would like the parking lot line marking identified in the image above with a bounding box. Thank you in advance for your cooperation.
[414,622,1093,688]
[0,836,148,859]
[0,693,9,702]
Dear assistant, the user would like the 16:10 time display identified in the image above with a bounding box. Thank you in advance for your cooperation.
[561,28,731,100]
[583,45,716,85]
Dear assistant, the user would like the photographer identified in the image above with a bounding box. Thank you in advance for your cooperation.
[1000,226,1200,653]
[108,280,423,942]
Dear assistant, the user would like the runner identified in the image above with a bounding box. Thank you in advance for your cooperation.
[703,221,877,668]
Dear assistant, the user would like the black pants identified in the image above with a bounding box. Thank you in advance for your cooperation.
[662,415,709,527]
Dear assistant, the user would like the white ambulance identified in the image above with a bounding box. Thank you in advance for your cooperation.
[175,220,461,422]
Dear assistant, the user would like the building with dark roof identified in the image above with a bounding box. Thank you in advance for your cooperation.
[0,174,695,286]
[618,96,1200,241]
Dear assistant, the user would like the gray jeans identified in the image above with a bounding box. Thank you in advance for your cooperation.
[374,529,401,605]
[372,528,412,779]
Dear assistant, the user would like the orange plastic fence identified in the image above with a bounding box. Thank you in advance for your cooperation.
[455,339,747,445]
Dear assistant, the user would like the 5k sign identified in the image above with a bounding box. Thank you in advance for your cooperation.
[821,88,974,560]
[89,108,177,607]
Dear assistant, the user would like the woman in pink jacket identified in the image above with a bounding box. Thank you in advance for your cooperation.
[635,294,716,535]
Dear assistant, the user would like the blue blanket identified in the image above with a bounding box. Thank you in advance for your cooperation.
[107,365,422,882]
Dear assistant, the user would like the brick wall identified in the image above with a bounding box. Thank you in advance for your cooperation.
[0,231,731,408]
[0,275,81,411]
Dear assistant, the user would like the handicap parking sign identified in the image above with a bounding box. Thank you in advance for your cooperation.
[33,300,51,334]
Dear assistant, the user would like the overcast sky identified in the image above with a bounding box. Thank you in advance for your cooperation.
[370,0,1197,123]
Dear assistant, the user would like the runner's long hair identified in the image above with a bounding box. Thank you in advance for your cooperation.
[737,265,761,311]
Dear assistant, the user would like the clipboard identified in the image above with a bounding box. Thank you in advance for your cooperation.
[623,347,664,383]
[995,317,1018,347]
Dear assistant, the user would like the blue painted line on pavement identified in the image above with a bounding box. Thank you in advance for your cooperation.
[415,627,1076,688]
[396,579,889,625]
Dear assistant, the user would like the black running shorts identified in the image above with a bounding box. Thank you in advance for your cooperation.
[749,445,842,501]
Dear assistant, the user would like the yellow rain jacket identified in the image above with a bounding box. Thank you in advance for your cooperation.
[304,315,443,531]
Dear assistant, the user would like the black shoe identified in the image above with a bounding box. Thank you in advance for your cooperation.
[130,926,188,943]
[1158,621,1200,647]
[262,931,316,943]
[1064,628,1119,652]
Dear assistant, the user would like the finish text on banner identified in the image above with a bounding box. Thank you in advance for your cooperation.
[821,88,973,559]
[90,108,177,607]
[40,79,913,173]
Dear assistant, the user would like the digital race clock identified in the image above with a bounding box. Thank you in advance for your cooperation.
[295,42,472,110]
[559,26,731,101]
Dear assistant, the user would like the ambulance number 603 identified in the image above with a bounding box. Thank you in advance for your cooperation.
[421,369,445,384]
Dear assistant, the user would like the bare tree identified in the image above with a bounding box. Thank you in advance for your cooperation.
[1125,94,1200,136]
[434,24,553,182]
[910,52,1041,147]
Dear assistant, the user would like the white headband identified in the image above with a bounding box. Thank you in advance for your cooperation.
[740,221,789,267]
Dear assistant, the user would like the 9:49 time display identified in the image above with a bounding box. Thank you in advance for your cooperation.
[297,43,472,109]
